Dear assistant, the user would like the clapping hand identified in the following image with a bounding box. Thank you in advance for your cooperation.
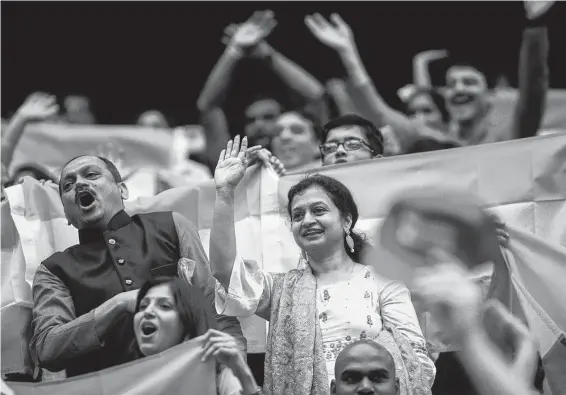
[305,13,356,55]
[228,10,277,52]
[16,92,59,122]
[222,22,273,59]
[215,136,261,192]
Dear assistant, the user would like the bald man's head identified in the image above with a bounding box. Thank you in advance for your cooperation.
[331,340,399,395]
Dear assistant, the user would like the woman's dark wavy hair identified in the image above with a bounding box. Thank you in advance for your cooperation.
[287,174,367,262]
[130,276,216,358]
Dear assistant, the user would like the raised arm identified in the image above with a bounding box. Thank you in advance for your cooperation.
[326,78,360,116]
[222,16,324,107]
[1,93,58,169]
[260,42,324,105]
[509,1,553,140]
[210,136,256,290]
[197,11,276,113]
[412,50,449,88]
[305,13,449,152]
[200,107,231,169]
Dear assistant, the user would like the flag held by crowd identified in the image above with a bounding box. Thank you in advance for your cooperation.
[1,133,565,392]
[7,337,216,395]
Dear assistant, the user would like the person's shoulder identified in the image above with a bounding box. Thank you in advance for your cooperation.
[41,248,77,273]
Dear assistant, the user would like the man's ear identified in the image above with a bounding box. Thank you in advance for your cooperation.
[119,182,129,201]
[330,379,337,395]
[395,377,400,394]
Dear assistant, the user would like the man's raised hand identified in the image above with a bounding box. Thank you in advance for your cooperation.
[305,13,355,55]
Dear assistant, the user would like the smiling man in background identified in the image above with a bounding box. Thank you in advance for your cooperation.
[30,155,245,377]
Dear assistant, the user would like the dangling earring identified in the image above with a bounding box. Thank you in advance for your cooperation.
[346,230,355,253]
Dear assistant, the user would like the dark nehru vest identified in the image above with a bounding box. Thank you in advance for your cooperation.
[43,210,180,377]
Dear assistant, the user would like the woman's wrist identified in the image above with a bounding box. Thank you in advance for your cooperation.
[226,44,244,58]
[231,356,261,394]
[216,187,236,202]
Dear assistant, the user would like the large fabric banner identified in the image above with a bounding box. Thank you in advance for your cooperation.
[7,337,216,395]
[8,124,173,177]
[1,134,565,391]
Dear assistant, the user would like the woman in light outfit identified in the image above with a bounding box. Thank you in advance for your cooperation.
[210,135,435,394]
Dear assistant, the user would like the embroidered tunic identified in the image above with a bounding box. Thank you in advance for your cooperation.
[216,259,436,386]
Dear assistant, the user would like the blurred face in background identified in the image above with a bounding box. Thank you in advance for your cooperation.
[64,95,96,125]
[445,66,489,123]
[137,110,169,129]
[244,98,282,147]
[271,112,320,170]
[322,125,375,166]
[407,93,444,130]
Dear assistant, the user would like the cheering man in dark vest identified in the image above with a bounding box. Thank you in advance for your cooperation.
[30,155,245,377]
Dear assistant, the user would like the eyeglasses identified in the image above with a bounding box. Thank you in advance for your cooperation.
[320,138,374,155]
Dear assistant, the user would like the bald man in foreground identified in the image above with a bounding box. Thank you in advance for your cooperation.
[332,340,399,395]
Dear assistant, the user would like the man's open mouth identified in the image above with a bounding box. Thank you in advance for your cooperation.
[450,93,475,105]
[141,322,158,336]
[77,190,96,208]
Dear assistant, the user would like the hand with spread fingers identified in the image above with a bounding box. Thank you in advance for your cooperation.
[15,92,59,122]
[305,13,356,55]
[214,135,261,191]
[228,10,277,52]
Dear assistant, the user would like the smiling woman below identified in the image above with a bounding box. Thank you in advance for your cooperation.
[209,136,435,395]
[131,277,262,395]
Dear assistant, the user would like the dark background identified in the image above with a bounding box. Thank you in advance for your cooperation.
[2,1,565,127]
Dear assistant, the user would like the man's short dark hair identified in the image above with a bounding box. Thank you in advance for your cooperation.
[59,155,122,195]
[322,114,384,155]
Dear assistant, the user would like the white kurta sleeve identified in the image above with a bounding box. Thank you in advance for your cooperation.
[215,257,274,320]
[378,278,437,387]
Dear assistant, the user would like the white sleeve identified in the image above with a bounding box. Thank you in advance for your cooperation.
[378,278,437,387]
[215,257,274,320]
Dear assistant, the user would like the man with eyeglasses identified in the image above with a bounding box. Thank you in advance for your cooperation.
[320,114,384,166]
